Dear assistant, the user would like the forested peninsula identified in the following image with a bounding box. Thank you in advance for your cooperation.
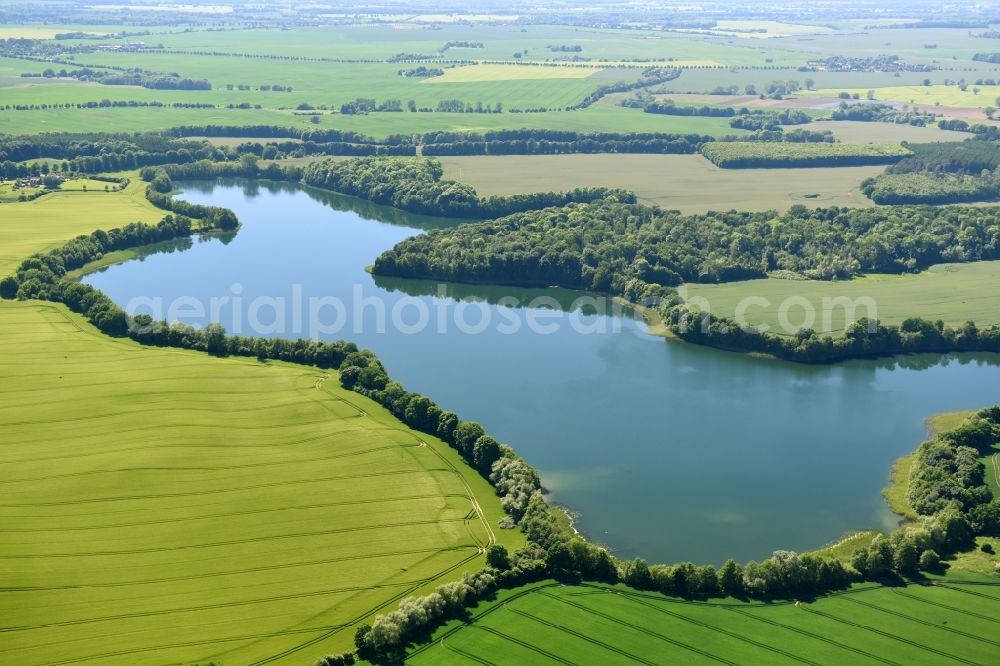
[370,195,1000,362]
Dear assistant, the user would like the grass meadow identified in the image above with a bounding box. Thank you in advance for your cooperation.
[810,120,973,144]
[408,578,1000,665]
[437,153,881,212]
[426,64,603,83]
[0,299,521,665]
[143,23,811,65]
[0,175,161,275]
[681,261,1000,337]
[805,85,1000,109]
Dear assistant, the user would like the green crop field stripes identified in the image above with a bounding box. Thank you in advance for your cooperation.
[0,301,520,665]
[408,581,1000,665]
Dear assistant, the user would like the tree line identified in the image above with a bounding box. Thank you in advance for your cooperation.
[23,66,211,90]
[830,102,936,126]
[301,157,634,219]
[565,66,681,111]
[938,119,1000,141]
[972,53,1000,63]
[138,165,265,230]
[2,100,216,111]
[418,128,711,155]
[727,109,811,130]
[641,99,739,117]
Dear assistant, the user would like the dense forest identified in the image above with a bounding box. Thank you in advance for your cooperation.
[419,128,711,155]
[700,142,910,168]
[372,198,1000,361]
[727,109,812,130]
[862,170,1000,204]
[301,157,634,218]
[889,141,1000,174]
[861,141,1000,204]
[371,198,1000,287]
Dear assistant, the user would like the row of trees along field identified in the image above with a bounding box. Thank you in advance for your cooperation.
[301,157,634,218]
[830,102,938,126]
[640,100,813,129]
[5,123,922,173]
[2,191,997,665]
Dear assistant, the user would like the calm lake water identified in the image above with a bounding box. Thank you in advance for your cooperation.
[84,179,1000,564]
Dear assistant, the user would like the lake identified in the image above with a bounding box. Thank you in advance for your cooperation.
[84,179,1000,564]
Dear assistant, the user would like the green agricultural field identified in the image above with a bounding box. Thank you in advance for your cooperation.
[0,177,116,202]
[771,25,1000,63]
[0,21,811,136]
[408,578,1000,665]
[0,99,745,137]
[806,85,1000,109]
[0,58,611,111]
[681,261,1000,337]
[437,153,881,212]
[0,299,522,665]
[426,63,604,82]
[0,25,116,39]
[809,120,972,144]
[0,175,161,275]
[675,19,837,39]
[0,171,523,664]
[142,23,809,66]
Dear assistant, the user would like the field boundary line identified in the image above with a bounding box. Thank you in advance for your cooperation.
[0,545,474,591]
[0,468,429,507]
[406,584,563,659]
[839,595,1000,647]
[0,517,468,559]
[540,588,739,665]
[798,606,981,666]
[0,492,466,533]
[890,588,1000,623]
[440,639,497,665]
[474,625,576,665]
[727,607,901,665]
[506,605,660,665]
[575,585,821,665]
